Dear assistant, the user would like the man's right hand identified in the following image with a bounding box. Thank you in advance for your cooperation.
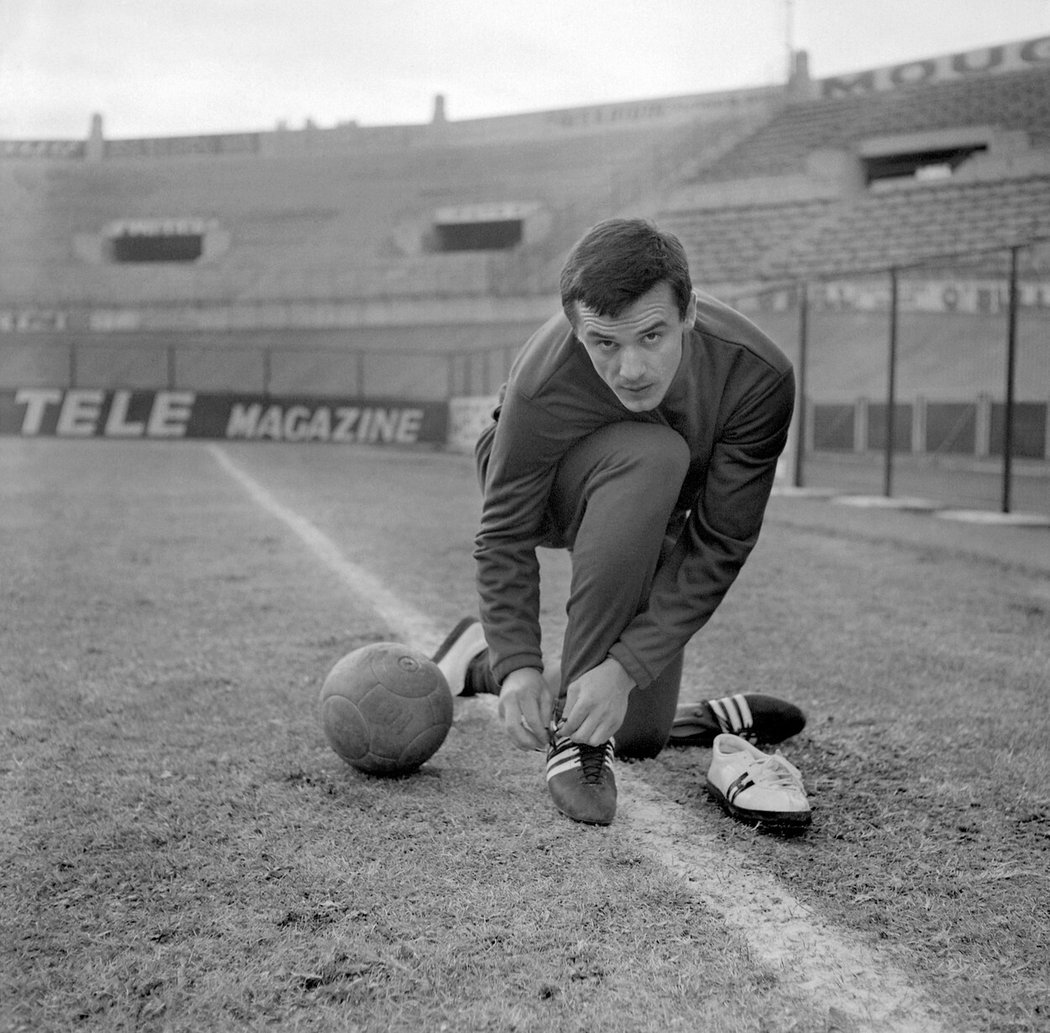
[497,667,553,751]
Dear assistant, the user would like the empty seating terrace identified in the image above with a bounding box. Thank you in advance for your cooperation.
[772,174,1050,279]
[0,119,722,307]
[661,175,1050,285]
[696,66,1050,182]
[658,199,837,286]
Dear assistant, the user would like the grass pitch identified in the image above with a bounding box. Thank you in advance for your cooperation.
[2,439,1048,1033]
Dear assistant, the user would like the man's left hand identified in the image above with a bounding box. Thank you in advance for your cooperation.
[557,657,634,746]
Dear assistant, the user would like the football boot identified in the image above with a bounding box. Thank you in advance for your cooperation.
[545,736,617,826]
[669,693,805,747]
[706,733,811,832]
[432,617,496,696]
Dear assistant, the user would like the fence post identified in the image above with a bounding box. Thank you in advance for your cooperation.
[913,395,926,454]
[1001,245,1020,514]
[976,393,992,458]
[793,280,809,488]
[855,397,869,453]
[883,267,899,498]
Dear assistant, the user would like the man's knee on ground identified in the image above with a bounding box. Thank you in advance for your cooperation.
[612,654,682,761]
[614,727,668,761]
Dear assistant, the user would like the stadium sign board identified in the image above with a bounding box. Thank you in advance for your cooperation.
[0,389,448,445]
[820,35,1050,97]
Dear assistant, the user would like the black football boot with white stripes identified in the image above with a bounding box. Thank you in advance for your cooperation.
[669,693,805,748]
[546,736,617,826]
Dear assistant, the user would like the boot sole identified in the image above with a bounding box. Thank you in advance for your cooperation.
[705,779,812,833]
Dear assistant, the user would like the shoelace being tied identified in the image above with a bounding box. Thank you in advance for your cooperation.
[552,738,613,784]
[578,741,613,784]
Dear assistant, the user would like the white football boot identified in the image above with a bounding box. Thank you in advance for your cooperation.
[706,733,811,831]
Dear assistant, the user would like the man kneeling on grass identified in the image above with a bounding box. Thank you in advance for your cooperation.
[436,218,810,829]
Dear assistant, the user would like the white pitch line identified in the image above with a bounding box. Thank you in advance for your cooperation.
[207,444,438,650]
[619,778,948,1033]
[210,442,948,1033]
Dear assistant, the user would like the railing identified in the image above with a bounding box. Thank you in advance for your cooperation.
[732,235,1050,515]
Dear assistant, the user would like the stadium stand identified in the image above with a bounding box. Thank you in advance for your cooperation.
[692,65,1050,183]
[662,174,1050,285]
[6,41,1049,309]
[654,199,838,285]
[655,58,1050,287]
[0,108,765,308]
[771,174,1050,278]
[1,34,1049,473]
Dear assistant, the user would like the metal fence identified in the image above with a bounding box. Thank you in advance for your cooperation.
[731,237,1050,516]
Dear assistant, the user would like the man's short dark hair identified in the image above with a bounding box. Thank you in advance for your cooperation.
[559,218,693,325]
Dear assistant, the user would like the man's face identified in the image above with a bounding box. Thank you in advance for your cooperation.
[573,282,695,413]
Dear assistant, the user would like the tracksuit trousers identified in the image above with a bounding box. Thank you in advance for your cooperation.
[479,420,691,759]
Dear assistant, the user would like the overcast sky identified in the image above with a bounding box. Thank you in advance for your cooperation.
[2,0,1049,139]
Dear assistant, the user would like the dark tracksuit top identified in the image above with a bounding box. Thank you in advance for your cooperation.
[474,291,795,694]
